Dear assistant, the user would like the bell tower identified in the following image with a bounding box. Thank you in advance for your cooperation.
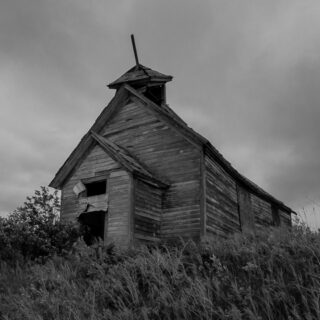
[107,35,172,105]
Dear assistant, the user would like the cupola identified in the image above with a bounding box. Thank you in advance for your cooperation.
[107,35,172,105]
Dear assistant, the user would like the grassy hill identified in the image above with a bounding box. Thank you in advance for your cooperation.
[1,225,320,320]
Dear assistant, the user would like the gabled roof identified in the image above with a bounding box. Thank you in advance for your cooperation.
[90,132,168,188]
[50,81,293,213]
[108,64,173,89]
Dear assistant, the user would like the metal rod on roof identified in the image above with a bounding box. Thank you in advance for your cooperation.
[131,34,140,68]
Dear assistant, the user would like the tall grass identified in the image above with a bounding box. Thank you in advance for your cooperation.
[1,226,320,319]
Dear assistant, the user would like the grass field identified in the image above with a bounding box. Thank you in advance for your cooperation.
[1,225,320,320]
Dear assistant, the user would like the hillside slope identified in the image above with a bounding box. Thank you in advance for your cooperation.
[1,226,320,320]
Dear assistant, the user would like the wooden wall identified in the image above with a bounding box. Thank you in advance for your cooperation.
[251,194,273,228]
[279,209,292,227]
[60,99,292,245]
[204,155,291,236]
[134,179,162,243]
[237,185,255,232]
[101,100,202,240]
[106,170,132,247]
[205,155,240,237]
[61,144,120,221]
[61,142,132,247]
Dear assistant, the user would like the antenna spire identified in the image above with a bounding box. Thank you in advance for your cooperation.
[131,34,140,68]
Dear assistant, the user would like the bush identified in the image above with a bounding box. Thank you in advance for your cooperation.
[0,187,81,263]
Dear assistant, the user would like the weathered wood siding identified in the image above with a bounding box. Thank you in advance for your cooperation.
[237,185,255,232]
[271,204,280,226]
[134,179,162,243]
[205,155,240,237]
[102,100,202,240]
[61,144,120,221]
[106,170,132,247]
[279,209,292,227]
[251,194,273,228]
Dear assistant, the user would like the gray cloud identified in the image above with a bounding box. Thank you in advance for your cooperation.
[1,0,320,228]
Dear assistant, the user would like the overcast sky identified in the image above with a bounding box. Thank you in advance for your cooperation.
[1,0,320,228]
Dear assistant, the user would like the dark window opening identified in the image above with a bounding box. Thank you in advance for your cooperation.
[78,211,105,245]
[85,180,106,197]
[145,85,165,105]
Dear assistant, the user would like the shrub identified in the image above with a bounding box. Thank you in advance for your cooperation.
[0,187,81,263]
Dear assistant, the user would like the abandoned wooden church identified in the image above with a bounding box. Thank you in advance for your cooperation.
[50,41,293,246]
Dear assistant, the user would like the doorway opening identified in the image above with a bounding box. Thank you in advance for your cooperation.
[78,210,106,245]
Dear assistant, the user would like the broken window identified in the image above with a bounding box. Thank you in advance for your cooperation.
[85,180,107,197]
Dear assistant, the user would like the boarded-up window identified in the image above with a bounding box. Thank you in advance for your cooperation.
[237,185,255,232]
